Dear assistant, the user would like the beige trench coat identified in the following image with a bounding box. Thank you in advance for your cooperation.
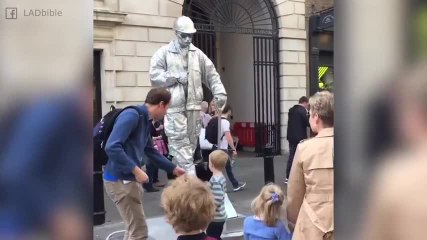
[287,128,334,240]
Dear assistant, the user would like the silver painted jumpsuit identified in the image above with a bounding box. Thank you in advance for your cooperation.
[150,41,227,175]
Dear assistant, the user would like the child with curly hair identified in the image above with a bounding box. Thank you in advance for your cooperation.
[161,174,217,240]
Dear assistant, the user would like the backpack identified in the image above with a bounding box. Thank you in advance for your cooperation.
[93,105,140,166]
[205,117,226,145]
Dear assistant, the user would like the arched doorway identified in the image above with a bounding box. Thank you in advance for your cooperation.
[183,0,281,154]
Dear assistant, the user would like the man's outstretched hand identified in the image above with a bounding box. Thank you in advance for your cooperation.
[173,166,186,176]
[133,167,149,183]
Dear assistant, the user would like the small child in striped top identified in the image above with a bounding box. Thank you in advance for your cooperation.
[206,150,229,240]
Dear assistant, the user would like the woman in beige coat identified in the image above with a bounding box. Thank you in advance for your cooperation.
[287,91,334,240]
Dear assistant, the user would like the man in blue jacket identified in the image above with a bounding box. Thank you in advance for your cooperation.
[103,87,185,240]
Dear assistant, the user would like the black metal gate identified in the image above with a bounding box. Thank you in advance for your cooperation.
[185,0,281,155]
[253,37,280,154]
[193,31,216,102]
[193,31,217,66]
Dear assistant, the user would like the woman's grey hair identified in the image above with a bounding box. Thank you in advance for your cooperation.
[309,91,334,127]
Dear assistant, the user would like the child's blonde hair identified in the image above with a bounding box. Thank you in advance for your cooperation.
[209,150,228,170]
[161,175,216,233]
[251,184,285,227]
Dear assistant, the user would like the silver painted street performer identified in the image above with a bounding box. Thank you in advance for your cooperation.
[150,16,227,175]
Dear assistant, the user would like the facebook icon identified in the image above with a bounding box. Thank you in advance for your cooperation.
[5,7,17,19]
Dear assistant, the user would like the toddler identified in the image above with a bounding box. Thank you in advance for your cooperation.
[162,175,217,240]
[206,150,229,239]
[243,184,292,240]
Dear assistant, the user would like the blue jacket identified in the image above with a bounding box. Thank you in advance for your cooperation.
[243,216,292,240]
[103,105,176,181]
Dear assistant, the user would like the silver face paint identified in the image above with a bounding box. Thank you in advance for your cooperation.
[176,31,192,48]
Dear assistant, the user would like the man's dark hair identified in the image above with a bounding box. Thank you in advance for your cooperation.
[298,96,309,104]
[145,88,171,105]
[222,104,232,114]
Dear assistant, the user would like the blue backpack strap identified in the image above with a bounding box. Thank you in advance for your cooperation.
[121,106,143,118]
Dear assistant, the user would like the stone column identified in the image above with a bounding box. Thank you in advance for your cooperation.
[273,0,308,154]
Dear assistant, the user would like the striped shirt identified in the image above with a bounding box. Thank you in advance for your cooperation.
[209,175,227,222]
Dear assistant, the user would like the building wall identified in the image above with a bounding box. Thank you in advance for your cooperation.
[217,33,255,123]
[274,0,308,153]
[94,0,183,112]
[306,0,334,13]
[94,0,308,154]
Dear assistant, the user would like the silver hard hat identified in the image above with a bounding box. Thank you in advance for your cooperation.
[174,16,197,34]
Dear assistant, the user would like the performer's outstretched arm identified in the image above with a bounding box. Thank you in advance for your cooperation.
[201,54,227,105]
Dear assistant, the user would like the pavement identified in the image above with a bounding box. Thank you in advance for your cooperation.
[94,151,289,240]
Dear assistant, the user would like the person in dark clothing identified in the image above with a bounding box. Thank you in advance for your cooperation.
[144,119,172,192]
[286,96,310,183]
[143,120,163,192]
[154,119,176,180]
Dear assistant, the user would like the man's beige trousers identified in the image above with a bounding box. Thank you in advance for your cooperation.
[104,180,148,240]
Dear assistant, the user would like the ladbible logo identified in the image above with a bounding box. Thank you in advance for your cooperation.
[5,7,18,19]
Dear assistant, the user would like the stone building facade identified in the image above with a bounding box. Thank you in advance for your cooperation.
[306,0,334,13]
[93,0,309,154]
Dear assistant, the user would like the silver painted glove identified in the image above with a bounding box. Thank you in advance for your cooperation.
[213,95,227,110]
[176,72,188,85]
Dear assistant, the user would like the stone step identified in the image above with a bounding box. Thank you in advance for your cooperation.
[221,215,245,240]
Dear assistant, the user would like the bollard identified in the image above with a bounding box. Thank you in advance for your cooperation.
[263,145,275,184]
